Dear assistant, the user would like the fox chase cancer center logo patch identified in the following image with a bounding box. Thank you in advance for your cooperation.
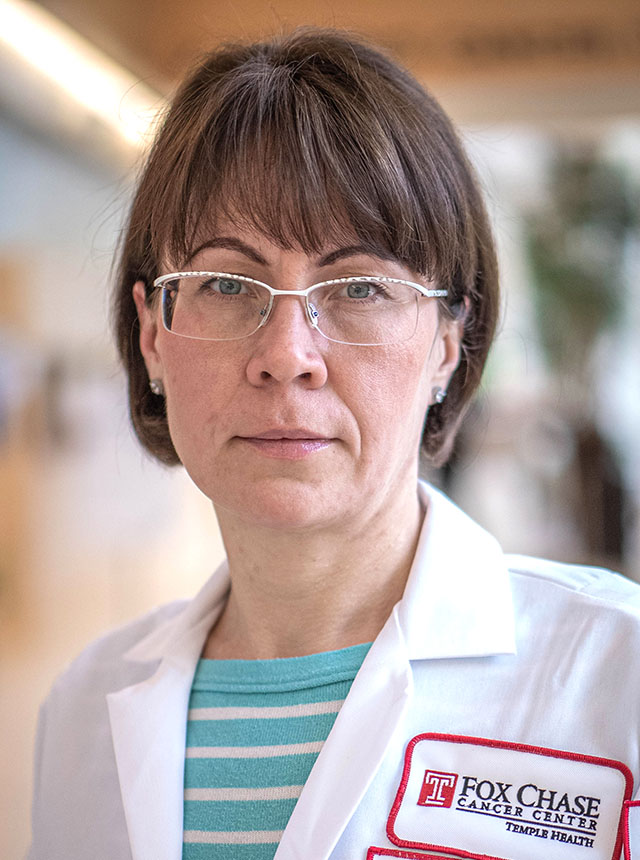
[387,734,632,860]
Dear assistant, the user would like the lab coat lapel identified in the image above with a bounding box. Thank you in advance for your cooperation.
[399,482,517,660]
[277,482,516,859]
[107,657,194,860]
[276,607,412,860]
[107,566,230,860]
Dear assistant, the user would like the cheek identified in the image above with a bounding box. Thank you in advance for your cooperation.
[160,340,238,445]
[346,345,433,447]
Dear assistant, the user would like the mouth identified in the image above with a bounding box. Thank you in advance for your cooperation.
[237,428,334,459]
[245,428,329,440]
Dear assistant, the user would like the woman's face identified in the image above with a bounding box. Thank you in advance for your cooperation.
[134,225,462,532]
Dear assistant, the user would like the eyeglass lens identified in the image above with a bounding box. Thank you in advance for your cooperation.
[161,274,421,345]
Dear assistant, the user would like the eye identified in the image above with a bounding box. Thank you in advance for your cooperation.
[345,280,375,299]
[340,279,395,301]
[209,276,246,295]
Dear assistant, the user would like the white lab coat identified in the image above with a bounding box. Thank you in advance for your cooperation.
[28,482,640,860]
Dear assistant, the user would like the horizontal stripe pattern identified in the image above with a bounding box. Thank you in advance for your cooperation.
[185,741,324,759]
[186,713,338,747]
[184,798,297,832]
[188,684,353,707]
[188,699,344,720]
[181,845,280,860]
[185,752,320,790]
[182,642,371,860]
[184,830,283,844]
[185,786,303,801]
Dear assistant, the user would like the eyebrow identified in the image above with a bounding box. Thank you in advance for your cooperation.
[187,238,268,265]
[318,245,396,266]
[186,239,395,268]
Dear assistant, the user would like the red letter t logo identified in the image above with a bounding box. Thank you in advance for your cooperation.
[417,770,458,808]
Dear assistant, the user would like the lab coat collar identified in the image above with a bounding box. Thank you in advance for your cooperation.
[107,564,230,860]
[121,481,515,667]
[107,482,515,860]
[123,559,230,663]
[399,481,517,660]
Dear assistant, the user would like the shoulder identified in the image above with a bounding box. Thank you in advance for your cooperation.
[29,601,189,859]
[423,481,640,614]
[506,553,640,609]
[32,602,187,815]
[505,554,640,650]
[42,560,230,706]
[46,599,187,704]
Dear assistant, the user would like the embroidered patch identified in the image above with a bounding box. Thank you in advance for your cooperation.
[387,734,632,860]
[367,848,454,859]
[624,801,640,860]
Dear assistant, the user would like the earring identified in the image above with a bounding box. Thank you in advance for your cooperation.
[432,386,446,404]
[149,378,165,396]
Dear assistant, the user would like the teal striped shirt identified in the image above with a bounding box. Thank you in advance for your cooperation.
[182,642,371,859]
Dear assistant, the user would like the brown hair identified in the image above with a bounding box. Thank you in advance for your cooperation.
[114,27,499,467]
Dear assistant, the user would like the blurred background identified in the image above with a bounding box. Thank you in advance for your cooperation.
[1,0,639,854]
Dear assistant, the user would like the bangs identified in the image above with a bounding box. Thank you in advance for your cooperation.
[142,49,473,287]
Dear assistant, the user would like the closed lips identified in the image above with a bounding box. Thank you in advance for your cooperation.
[241,429,329,440]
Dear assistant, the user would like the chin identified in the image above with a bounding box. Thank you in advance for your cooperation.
[207,475,346,532]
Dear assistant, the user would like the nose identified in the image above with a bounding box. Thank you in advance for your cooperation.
[245,293,328,388]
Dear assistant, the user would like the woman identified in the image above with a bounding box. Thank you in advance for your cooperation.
[29,28,640,860]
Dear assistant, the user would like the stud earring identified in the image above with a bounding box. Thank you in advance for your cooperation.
[432,386,446,404]
[149,378,165,396]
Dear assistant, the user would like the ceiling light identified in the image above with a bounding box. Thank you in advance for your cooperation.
[0,0,164,149]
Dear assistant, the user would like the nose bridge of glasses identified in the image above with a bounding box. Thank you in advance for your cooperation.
[262,285,318,330]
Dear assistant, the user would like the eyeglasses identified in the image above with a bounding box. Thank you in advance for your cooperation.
[152,271,447,346]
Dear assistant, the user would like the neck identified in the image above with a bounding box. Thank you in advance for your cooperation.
[202,481,424,659]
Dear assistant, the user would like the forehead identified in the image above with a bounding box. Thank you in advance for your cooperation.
[176,212,398,270]
[153,131,432,276]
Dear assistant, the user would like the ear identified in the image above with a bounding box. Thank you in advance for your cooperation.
[132,281,165,381]
[430,314,464,395]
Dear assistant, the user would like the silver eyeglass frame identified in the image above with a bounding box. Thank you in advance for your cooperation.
[152,271,448,346]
